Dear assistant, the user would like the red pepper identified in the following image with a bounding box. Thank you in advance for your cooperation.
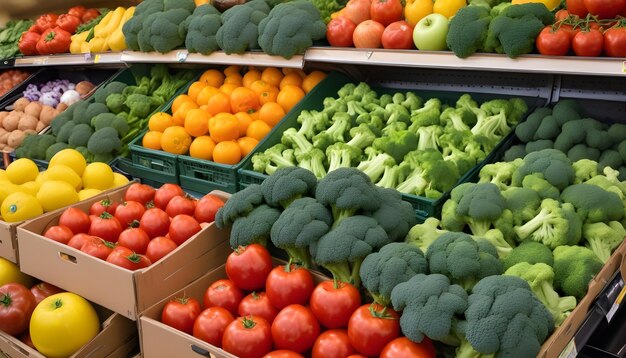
[56,14,81,34]
[35,14,59,32]
[35,27,71,55]
[18,31,41,56]
[68,6,87,19]
[81,9,101,23]
[27,24,41,34]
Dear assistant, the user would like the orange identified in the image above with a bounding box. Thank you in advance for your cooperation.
[234,112,253,137]
[302,71,327,93]
[249,110,260,121]
[261,67,284,88]
[249,80,274,96]
[148,112,174,132]
[161,126,192,155]
[171,94,194,114]
[279,72,303,89]
[283,68,307,78]
[213,141,241,165]
[258,102,285,127]
[189,136,216,160]
[224,65,241,77]
[230,87,260,114]
[187,81,208,103]
[172,101,199,126]
[246,120,272,141]
[195,86,221,106]
[237,137,259,157]
[224,74,243,86]
[184,108,211,137]
[142,131,163,150]
[219,83,239,96]
[205,92,231,116]
[258,88,279,105]
[277,85,305,113]
[242,69,262,88]
[199,69,224,87]
[209,113,240,143]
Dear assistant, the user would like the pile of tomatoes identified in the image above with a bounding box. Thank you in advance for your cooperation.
[42,182,225,271]
[160,244,437,358]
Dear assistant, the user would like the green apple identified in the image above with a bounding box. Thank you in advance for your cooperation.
[412,13,450,51]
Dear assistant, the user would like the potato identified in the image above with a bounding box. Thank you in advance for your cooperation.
[39,105,56,126]
[0,111,8,126]
[7,130,25,148]
[3,111,21,131]
[24,101,42,118]
[18,114,38,131]
[13,97,30,112]
[0,130,9,144]
[56,103,68,112]
[35,121,46,132]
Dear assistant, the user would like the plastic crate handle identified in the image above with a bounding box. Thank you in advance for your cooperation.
[190,345,216,357]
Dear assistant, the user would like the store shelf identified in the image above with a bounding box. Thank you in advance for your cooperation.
[304,47,626,77]
[121,50,305,68]
[13,52,124,67]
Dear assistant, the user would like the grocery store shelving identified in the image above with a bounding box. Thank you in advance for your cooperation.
[120,50,305,68]
[12,52,125,67]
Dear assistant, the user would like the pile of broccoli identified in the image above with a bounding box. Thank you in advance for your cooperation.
[15,65,193,163]
[251,81,528,199]
[505,99,626,180]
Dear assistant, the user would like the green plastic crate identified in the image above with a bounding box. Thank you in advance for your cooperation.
[128,132,180,185]
[238,72,547,218]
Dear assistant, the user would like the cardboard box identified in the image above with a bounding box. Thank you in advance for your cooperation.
[139,238,331,358]
[539,239,626,358]
[0,304,137,358]
[0,221,19,263]
[16,183,232,320]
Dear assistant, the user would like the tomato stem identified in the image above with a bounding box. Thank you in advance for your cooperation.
[242,315,257,329]
[0,293,12,306]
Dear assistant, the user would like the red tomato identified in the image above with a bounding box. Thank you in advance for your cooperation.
[583,0,625,19]
[353,20,385,48]
[161,296,202,335]
[566,0,589,17]
[43,225,74,244]
[271,304,320,353]
[263,351,304,358]
[0,283,37,335]
[310,280,361,329]
[145,236,178,263]
[554,9,571,21]
[344,0,372,25]
[238,291,279,324]
[204,279,244,316]
[193,307,234,347]
[222,316,273,358]
[117,228,150,254]
[140,208,171,239]
[327,17,357,47]
[114,201,146,228]
[370,0,403,26]
[572,28,603,57]
[194,194,224,223]
[67,5,86,18]
[59,207,91,234]
[347,304,400,356]
[165,196,196,217]
[55,14,81,33]
[81,8,100,23]
[265,264,314,310]
[380,337,437,358]
[124,183,155,206]
[30,282,64,305]
[80,238,116,260]
[312,329,355,358]
[154,184,185,210]
[226,244,273,291]
[67,233,98,250]
[89,212,123,243]
[89,197,119,217]
[381,21,414,49]
[604,27,626,57]
[536,26,571,56]
[106,246,152,270]
[168,214,201,246]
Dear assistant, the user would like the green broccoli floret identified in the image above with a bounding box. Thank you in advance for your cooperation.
[68,124,94,148]
[105,93,128,114]
[49,111,72,136]
[515,107,552,143]
[553,245,603,300]
[405,217,448,253]
[367,187,417,242]
[296,110,329,139]
[324,142,361,172]
[258,143,297,172]
[567,144,601,163]
[70,101,90,125]
[87,127,121,156]
[184,4,221,54]
[375,164,411,189]
[93,81,128,104]
[501,186,541,227]
[478,158,523,191]
[560,183,624,223]
[526,139,554,153]
[84,102,109,120]
[534,115,561,141]
[521,173,560,200]
[56,121,76,144]
[585,166,626,201]
[391,273,468,345]
[572,158,600,184]
[608,123,626,144]
[396,150,460,198]
[415,125,443,152]
[440,106,475,132]
[147,8,192,53]
[470,108,511,141]
[426,232,503,292]
[371,130,418,164]
[312,113,352,149]
[15,134,55,161]
[152,69,195,103]
[503,144,527,162]
[617,141,626,163]
[295,147,327,179]
[282,127,313,153]
[125,94,164,125]
[260,166,316,208]
[356,148,395,183]
[91,113,130,137]
[554,118,602,153]
[513,198,582,248]
[216,0,269,54]
[502,241,554,271]
[446,6,492,59]
[599,149,624,171]
[511,149,574,191]
[230,204,281,248]
[583,221,626,263]
[586,128,613,151]
[45,142,70,162]
[360,242,427,307]
[449,182,506,236]
[489,1,511,16]
[409,98,442,130]
[384,103,411,125]
[311,215,390,286]
[346,123,379,150]
[215,184,265,228]
[457,275,554,357]
[551,99,583,127]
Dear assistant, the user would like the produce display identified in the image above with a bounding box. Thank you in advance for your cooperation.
[44,182,225,270]
[0,70,30,97]
[251,81,528,198]
[0,20,33,60]
[142,66,326,165]
[69,7,135,54]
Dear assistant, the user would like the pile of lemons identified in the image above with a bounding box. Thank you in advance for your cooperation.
[0,149,129,223]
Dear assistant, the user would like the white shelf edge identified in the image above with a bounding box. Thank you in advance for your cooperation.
[14,52,124,67]
[121,50,305,68]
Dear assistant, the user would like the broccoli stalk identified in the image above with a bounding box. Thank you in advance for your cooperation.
[356,149,396,183]
[513,199,582,249]
[583,221,626,263]
[295,148,327,179]
[326,143,362,172]
[296,110,329,139]
[346,123,379,149]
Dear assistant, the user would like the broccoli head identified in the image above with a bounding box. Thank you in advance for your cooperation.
[230,204,281,248]
[216,0,270,54]
[560,183,625,223]
[452,182,507,236]
[513,198,582,248]
[446,6,492,59]
[502,241,554,271]
[553,245,603,299]
[184,4,221,55]
[405,217,449,253]
[366,187,417,242]
[260,166,317,208]
[215,184,265,228]
[478,158,523,191]
[68,124,94,148]
[583,221,626,263]
[572,158,600,184]
[501,186,541,226]
[87,127,122,156]
[521,173,560,200]
[511,149,575,191]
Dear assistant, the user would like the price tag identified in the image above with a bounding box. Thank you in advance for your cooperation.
[558,339,577,358]
[606,285,626,322]
[94,54,101,64]
[83,53,92,61]
[623,61,626,73]
[32,57,48,65]
[176,51,188,63]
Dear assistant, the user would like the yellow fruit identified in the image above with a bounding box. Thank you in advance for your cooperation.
[41,165,82,190]
[78,189,102,201]
[36,181,80,212]
[49,149,87,177]
[20,181,41,196]
[1,192,43,222]
[112,173,130,188]
[0,257,34,287]
[6,158,39,185]
[82,163,114,190]
[0,169,7,181]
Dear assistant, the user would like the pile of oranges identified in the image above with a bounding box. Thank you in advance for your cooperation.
[142,65,326,165]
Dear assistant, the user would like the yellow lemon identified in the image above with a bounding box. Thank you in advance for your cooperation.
[1,192,43,222]
[49,149,87,177]
[0,169,8,181]
[41,165,82,190]
[36,181,80,212]
[6,158,39,185]
[78,189,102,201]
[111,173,130,188]
[20,181,41,196]
[82,162,114,190]
[0,257,34,287]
